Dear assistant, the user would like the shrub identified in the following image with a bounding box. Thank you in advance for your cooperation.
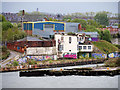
[67,32,76,35]
[13,60,19,66]
[28,59,36,65]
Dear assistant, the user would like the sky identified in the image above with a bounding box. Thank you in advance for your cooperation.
[1,1,119,14]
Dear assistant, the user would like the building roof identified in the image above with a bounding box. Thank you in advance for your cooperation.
[77,32,99,35]
[17,36,43,41]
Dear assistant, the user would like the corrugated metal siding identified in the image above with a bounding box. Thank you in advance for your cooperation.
[24,23,32,30]
[23,23,27,30]
[55,23,64,30]
[34,23,44,30]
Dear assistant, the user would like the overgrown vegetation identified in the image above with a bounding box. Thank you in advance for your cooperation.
[104,58,120,67]
[27,59,37,65]
[1,46,10,60]
[13,60,19,66]
[92,40,119,54]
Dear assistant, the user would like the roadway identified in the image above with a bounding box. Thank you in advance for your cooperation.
[0,50,22,67]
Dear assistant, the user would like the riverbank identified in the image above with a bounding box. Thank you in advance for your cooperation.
[20,67,120,77]
[1,58,107,72]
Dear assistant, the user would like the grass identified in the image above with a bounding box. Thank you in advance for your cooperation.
[92,40,119,54]
[104,57,120,67]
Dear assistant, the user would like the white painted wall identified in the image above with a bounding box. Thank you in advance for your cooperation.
[63,35,78,53]
[55,34,78,55]
[26,47,57,55]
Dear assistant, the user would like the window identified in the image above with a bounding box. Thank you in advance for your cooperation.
[58,45,63,51]
[69,37,72,43]
[83,46,86,49]
[79,46,82,50]
[88,46,91,50]
[61,37,64,41]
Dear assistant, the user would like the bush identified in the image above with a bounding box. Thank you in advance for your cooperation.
[67,32,76,35]
[13,60,19,66]
[2,51,10,60]
[28,59,36,65]
[2,46,7,52]
[2,46,10,60]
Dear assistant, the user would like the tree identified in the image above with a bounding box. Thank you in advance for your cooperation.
[102,29,111,42]
[0,14,6,22]
[2,22,13,31]
[6,28,14,41]
[87,20,99,28]
[94,11,109,26]
[17,23,22,28]
[90,12,95,17]
[71,19,87,28]
[85,25,98,32]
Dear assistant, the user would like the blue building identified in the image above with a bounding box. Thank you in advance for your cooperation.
[23,21,80,38]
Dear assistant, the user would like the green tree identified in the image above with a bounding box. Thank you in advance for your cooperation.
[48,18,53,21]
[71,19,87,28]
[0,14,6,22]
[87,20,99,28]
[13,23,18,28]
[7,28,14,41]
[85,25,99,32]
[94,11,109,26]
[102,29,111,42]
[2,22,13,31]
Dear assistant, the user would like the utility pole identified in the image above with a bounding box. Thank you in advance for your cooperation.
[21,10,25,30]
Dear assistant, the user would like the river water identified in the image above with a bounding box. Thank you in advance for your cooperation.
[0,64,119,89]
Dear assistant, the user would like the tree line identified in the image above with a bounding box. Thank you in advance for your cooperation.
[1,14,27,44]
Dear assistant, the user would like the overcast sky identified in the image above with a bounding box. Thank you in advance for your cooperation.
[2,2,119,14]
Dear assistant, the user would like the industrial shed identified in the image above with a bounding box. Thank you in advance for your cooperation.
[23,21,80,38]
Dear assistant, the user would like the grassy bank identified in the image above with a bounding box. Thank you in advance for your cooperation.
[104,57,120,67]
[92,40,119,54]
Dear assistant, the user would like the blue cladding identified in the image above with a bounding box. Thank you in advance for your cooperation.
[28,23,32,30]
[55,23,64,30]
[34,22,65,31]
[23,23,32,30]
[34,23,44,30]
[24,23,27,30]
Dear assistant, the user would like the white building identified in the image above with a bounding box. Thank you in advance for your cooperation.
[55,34,78,59]
[55,33,94,59]
[77,33,93,52]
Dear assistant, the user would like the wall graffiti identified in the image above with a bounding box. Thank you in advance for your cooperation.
[108,52,120,58]
[63,53,77,59]
[27,55,54,61]
[92,53,107,58]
